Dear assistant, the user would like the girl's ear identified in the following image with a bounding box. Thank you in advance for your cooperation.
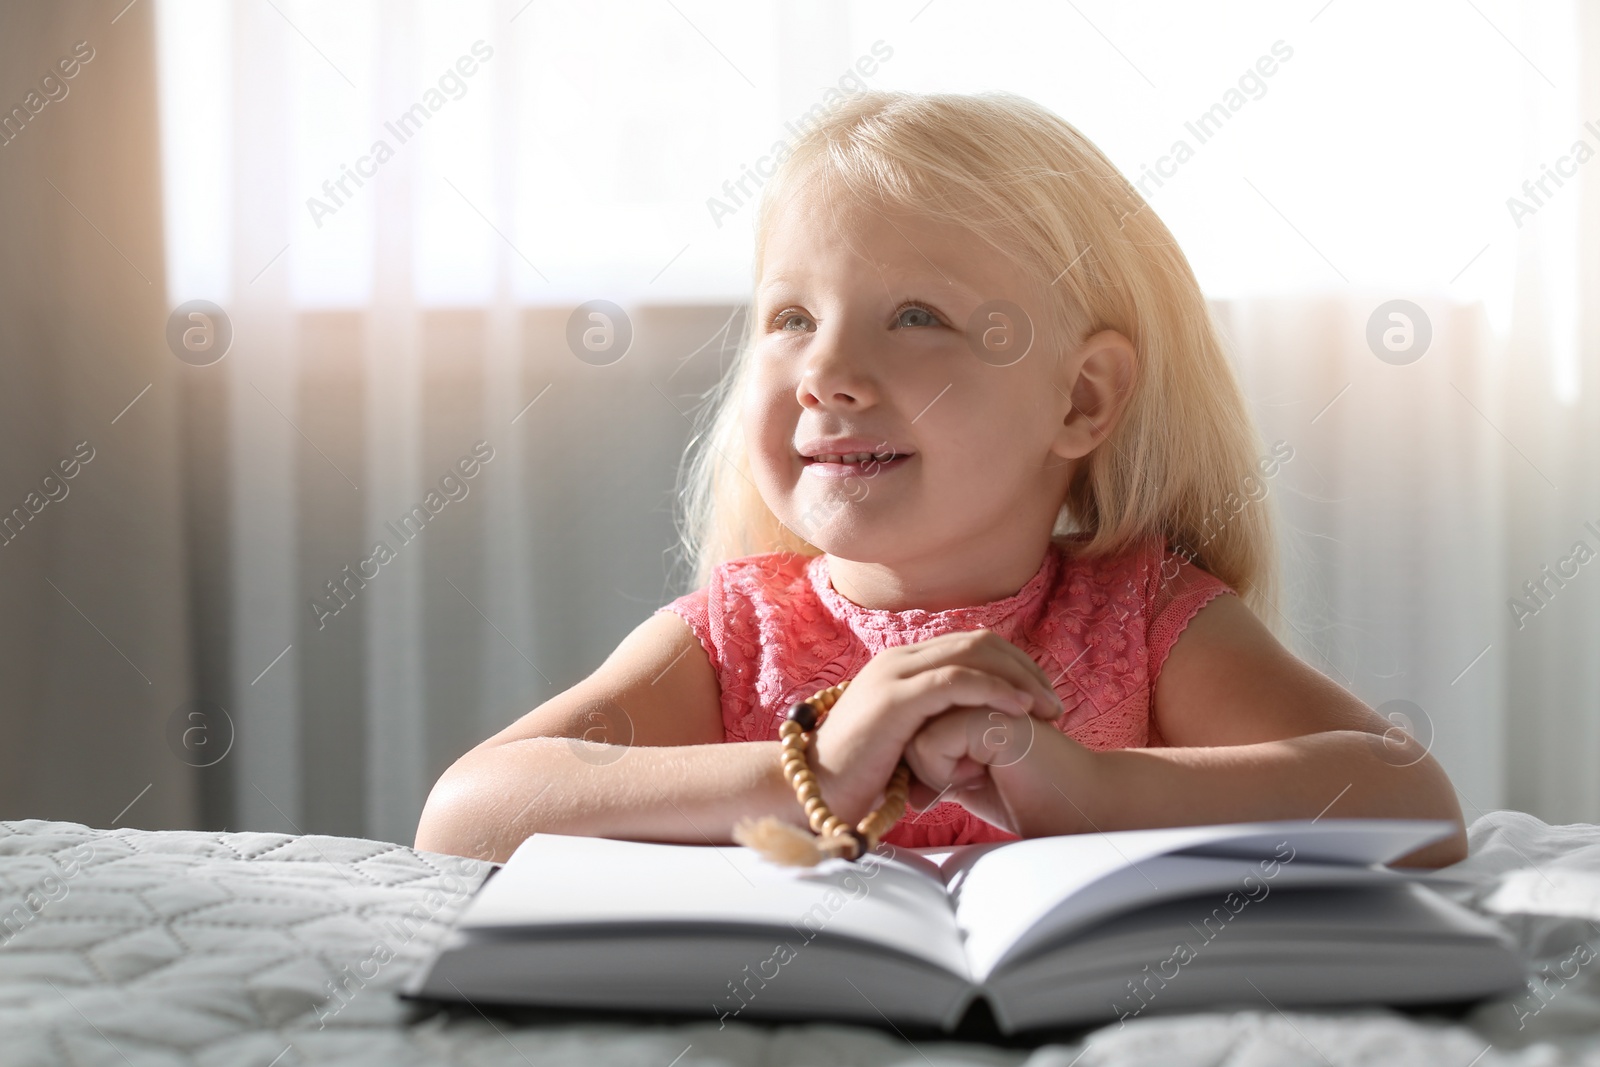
[1050,329,1136,461]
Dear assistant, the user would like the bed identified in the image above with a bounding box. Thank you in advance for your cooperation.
[2,810,1599,1066]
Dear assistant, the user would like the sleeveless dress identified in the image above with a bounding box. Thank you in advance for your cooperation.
[655,534,1235,849]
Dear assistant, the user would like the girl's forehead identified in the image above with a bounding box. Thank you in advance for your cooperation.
[763,199,1013,290]
[757,263,985,305]
[768,183,939,243]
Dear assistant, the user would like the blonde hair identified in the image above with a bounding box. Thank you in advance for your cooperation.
[675,90,1280,625]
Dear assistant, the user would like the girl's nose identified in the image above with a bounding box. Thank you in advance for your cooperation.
[795,330,878,409]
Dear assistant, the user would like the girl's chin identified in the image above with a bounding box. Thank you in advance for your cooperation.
[775,487,920,557]
[784,525,897,562]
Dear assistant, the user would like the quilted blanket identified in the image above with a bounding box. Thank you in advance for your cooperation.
[2,811,1600,1066]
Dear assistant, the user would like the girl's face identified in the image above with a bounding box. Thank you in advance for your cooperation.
[744,180,1081,570]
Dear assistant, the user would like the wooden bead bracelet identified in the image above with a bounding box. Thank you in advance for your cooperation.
[732,678,911,867]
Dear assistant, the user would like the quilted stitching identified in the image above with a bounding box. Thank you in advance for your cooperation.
[0,820,492,1066]
[0,816,1587,1064]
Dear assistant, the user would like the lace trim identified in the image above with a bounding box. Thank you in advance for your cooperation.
[807,546,1062,633]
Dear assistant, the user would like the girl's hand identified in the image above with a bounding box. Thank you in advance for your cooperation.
[906,707,1101,837]
[809,629,1064,825]
[902,705,1035,832]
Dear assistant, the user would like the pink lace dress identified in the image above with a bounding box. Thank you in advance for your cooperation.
[656,533,1234,849]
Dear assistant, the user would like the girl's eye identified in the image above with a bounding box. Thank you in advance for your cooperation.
[771,309,814,332]
[895,303,940,328]
[767,304,940,331]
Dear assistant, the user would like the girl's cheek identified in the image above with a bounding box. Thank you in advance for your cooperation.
[744,361,790,414]
[743,386,797,469]
[747,381,784,428]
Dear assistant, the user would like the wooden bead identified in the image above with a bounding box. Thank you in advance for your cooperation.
[764,680,920,865]
[785,700,821,731]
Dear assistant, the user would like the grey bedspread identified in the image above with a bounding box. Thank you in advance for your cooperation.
[3,811,1600,1066]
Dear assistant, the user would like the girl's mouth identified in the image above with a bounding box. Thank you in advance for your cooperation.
[801,452,913,477]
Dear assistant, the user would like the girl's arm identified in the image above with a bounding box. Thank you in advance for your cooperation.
[908,595,1469,868]
[413,612,809,863]
[416,619,1063,864]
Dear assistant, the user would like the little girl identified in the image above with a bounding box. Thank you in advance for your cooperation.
[415,91,1466,868]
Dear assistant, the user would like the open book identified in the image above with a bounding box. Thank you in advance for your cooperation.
[404,819,1524,1034]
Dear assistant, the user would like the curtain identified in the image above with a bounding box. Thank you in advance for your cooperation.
[1219,297,1514,822]
[1501,0,1600,819]
[0,1,195,828]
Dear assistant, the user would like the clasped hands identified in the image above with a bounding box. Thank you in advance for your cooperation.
[810,629,1092,836]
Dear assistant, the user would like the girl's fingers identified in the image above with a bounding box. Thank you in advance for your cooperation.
[904,713,971,795]
[941,631,1060,711]
[905,776,945,812]
[906,710,1001,800]
[976,631,1057,691]
[893,630,1065,719]
[894,665,1037,728]
[979,638,1065,718]
[949,755,989,788]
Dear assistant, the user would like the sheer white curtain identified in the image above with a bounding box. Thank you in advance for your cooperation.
[154,0,1597,843]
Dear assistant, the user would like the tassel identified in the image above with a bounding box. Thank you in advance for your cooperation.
[732,816,851,867]
[734,680,906,868]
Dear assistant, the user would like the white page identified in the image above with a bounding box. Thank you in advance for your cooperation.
[947,826,1247,981]
[986,853,1405,977]
[945,819,1454,980]
[1166,818,1458,866]
[459,833,971,978]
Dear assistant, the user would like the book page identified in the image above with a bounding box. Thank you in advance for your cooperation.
[947,826,1240,979]
[988,853,1406,976]
[988,882,1522,1032]
[944,819,1455,981]
[459,833,972,979]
